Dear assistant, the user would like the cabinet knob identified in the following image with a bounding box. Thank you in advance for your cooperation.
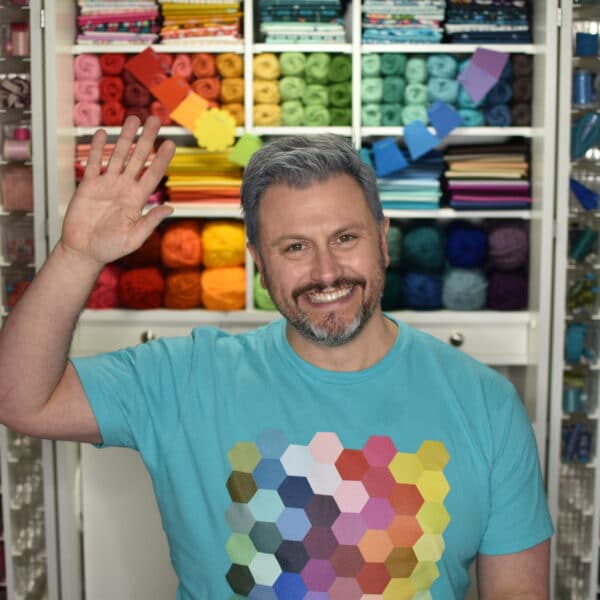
[449,332,464,347]
[140,330,157,343]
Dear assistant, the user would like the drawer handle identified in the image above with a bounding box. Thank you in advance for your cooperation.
[449,332,464,347]
[140,330,158,343]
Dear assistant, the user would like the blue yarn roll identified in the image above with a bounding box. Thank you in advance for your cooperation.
[458,108,484,126]
[457,86,482,109]
[445,223,488,268]
[442,268,488,310]
[485,104,512,127]
[485,80,513,105]
[382,270,404,310]
[500,60,512,80]
[427,77,459,104]
[426,54,458,79]
[402,225,445,272]
[403,272,443,310]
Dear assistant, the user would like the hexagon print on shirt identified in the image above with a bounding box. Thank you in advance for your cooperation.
[225,431,451,599]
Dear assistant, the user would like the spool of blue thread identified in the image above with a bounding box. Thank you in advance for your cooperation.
[575,32,599,57]
[403,272,443,310]
[573,70,594,106]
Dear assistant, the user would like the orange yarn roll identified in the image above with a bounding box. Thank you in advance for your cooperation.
[216,53,243,78]
[191,53,216,78]
[191,78,221,101]
[164,268,203,309]
[202,220,245,268]
[161,220,203,268]
[220,77,244,103]
[222,102,244,126]
[201,266,246,310]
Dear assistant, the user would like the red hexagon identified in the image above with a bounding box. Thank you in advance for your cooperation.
[362,466,396,498]
[388,483,424,515]
[357,562,391,594]
[335,449,369,481]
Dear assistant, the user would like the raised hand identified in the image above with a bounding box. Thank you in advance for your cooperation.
[60,115,176,267]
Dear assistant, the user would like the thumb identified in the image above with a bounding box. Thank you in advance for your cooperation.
[130,204,174,249]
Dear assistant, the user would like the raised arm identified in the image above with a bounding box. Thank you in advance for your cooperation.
[0,115,176,442]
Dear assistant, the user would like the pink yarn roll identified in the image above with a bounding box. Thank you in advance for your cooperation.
[73,101,101,126]
[172,53,193,81]
[74,79,100,102]
[86,264,121,308]
[74,54,102,81]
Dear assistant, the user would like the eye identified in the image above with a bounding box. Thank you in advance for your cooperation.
[337,233,356,244]
[285,242,306,253]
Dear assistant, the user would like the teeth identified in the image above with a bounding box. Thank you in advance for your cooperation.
[308,286,353,303]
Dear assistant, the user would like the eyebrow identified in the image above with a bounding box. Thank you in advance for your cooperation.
[268,222,369,248]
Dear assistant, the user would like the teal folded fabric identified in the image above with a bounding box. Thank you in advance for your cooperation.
[427,77,459,104]
[458,108,484,126]
[279,76,305,101]
[281,100,305,126]
[382,76,405,103]
[380,53,406,76]
[405,57,427,83]
[328,55,352,82]
[362,104,382,126]
[329,82,352,107]
[304,104,330,126]
[305,53,330,83]
[361,53,380,76]
[361,77,383,103]
[402,105,428,125]
[330,107,352,125]
[279,52,306,77]
[404,83,427,105]
[302,84,328,106]
[381,104,404,126]
[426,54,458,79]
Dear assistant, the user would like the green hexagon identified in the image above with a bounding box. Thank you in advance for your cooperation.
[416,502,450,534]
[228,442,262,473]
[226,533,257,566]
[383,577,415,599]
[416,471,450,503]
[410,561,440,592]
[413,533,445,562]
[417,441,449,471]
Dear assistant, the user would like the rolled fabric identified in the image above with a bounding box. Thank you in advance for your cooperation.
[125,106,150,122]
[74,101,101,126]
[253,53,280,80]
[222,102,244,126]
[361,104,382,126]
[220,77,244,103]
[442,268,488,311]
[253,103,281,126]
[402,104,428,125]
[361,77,383,103]
[382,76,405,103]
[381,104,403,126]
[99,53,125,75]
[87,264,121,309]
[161,220,203,268]
[403,272,443,310]
[201,266,245,311]
[192,77,221,101]
[281,100,305,126]
[329,82,351,107]
[404,82,427,105]
[403,225,444,272]
[511,103,531,126]
[485,103,512,127]
[99,76,124,102]
[485,80,512,105]
[172,53,193,81]
[124,81,151,107]
[279,52,306,76]
[253,80,280,104]
[328,55,352,82]
[118,267,165,309]
[361,54,380,77]
[216,52,243,78]
[100,101,124,126]
[191,53,216,78]
[302,84,328,106]
[202,220,245,268]
[164,269,203,309]
[512,77,532,102]
[74,53,101,81]
[512,54,533,78]
[279,76,305,101]
[305,53,330,83]
[404,57,427,83]
[380,53,406,76]
[458,108,484,127]
[486,270,528,310]
[330,107,351,126]
[74,79,100,103]
[304,104,330,126]
[427,77,459,104]
[488,222,528,270]
[457,86,482,109]
[426,54,457,79]
[151,100,174,125]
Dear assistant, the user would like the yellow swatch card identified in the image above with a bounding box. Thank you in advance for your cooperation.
[170,93,209,131]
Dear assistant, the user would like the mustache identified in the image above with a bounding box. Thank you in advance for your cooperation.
[292,278,366,302]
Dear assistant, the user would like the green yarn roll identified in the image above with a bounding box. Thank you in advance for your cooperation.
[330,107,351,125]
[302,84,329,106]
[458,108,484,126]
[361,77,383,103]
[279,52,306,76]
[403,225,445,272]
[404,83,427,105]
[382,76,405,103]
[381,104,404,126]
[281,100,305,126]
[304,104,330,126]
[380,53,406,76]
[405,57,427,83]
[328,55,352,82]
[427,77,459,104]
[361,53,380,77]
[426,54,458,79]
[279,76,305,101]
[362,104,382,126]
[254,272,277,310]
[402,105,428,125]
[329,82,352,107]
[386,223,402,267]
[305,53,330,83]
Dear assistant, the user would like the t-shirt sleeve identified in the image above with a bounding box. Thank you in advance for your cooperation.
[479,382,554,555]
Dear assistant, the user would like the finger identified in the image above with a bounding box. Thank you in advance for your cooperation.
[138,137,176,197]
[129,204,174,249]
[123,116,162,180]
[105,115,141,175]
[83,128,107,180]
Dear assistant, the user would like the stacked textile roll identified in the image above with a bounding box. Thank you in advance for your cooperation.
[362,0,445,44]
[76,0,160,45]
[253,52,352,127]
[73,53,102,127]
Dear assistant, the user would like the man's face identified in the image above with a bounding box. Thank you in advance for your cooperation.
[250,174,389,347]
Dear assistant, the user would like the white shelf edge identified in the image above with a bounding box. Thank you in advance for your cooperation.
[361,43,539,54]
[361,126,536,138]
[70,126,245,137]
[253,43,352,54]
[252,126,353,136]
[383,208,533,220]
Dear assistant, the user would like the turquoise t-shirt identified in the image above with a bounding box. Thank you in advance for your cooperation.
[71,318,553,600]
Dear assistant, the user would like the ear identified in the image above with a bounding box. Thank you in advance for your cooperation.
[247,242,267,289]
[380,218,391,269]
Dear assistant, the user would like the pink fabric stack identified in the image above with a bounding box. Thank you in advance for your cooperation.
[73,53,102,127]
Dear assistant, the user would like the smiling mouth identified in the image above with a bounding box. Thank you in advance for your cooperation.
[306,286,354,304]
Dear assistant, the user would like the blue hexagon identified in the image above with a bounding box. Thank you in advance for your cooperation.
[276,507,312,541]
[254,459,287,490]
[249,584,278,599]
[278,476,314,509]
[273,572,307,600]
[257,429,288,459]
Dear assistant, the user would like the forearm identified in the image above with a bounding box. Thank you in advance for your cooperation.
[0,242,103,429]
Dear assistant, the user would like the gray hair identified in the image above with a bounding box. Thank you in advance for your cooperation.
[241,134,383,246]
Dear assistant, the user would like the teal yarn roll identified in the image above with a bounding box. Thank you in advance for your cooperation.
[427,78,459,104]
[386,222,402,267]
[403,272,443,310]
[402,224,445,272]
[279,76,305,101]
[458,108,484,126]
[330,107,351,125]
[442,268,488,310]
[382,270,404,311]
[404,83,428,105]
[382,76,405,103]
[402,105,428,126]
[279,52,306,76]
[254,272,277,310]
[304,104,330,126]
[361,53,381,76]
[380,53,406,76]
[305,53,330,83]
[362,104,382,126]
[302,84,328,106]
[405,57,427,83]
[361,77,383,103]
[381,104,404,126]
[281,100,305,126]
[328,55,352,82]
[329,82,352,107]
[458,86,482,109]
[426,54,458,79]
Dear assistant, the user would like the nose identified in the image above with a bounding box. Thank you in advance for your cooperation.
[310,244,342,285]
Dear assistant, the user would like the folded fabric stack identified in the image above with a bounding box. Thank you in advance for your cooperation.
[445,0,531,44]
[77,0,160,45]
[164,147,243,205]
[444,143,531,209]
[158,0,243,43]
[362,0,445,44]
[259,0,346,43]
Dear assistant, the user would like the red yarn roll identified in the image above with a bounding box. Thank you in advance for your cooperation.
[101,101,125,126]
[125,106,150,122]
[191,53,216,78]
[99,76,124,102]
[124,81,151,107]
[87,264,121,308]
[191,78,221,101]
[121,230,162,268]
[172,54,193,81]
[99,53,126,75]
[164,269,203,309]
[150,100,173,125]
[118,266,165,309]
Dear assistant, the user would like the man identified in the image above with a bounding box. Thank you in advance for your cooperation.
[0,116,552,599]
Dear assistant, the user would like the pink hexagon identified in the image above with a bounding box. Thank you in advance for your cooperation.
[362,466,395,498]
[360,497,395,530]
[328,577,363,600]
[334,481,369,513]
[331,512,367,545]
[301,559,336,592]
[363,436,397,467]
[309,433,343,464]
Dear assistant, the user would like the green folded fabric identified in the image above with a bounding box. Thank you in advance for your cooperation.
[302,83,328,106]
[330,107,351,126]
[281,100,305,126]
[402,105,428,125]
[382,76,405,103]
[405,57,427,83]
[361,53,380,77]
[328,55,352,83]
[279,52,306,77]
[329,82,351,107]
[305,53,330,83]
[304,104,330,126]
[362,104,382,126]
[381,104,404,126]
[361,77,383,103]
[404,83,427,106]
[380,53,406,76]
[279,76,305,101]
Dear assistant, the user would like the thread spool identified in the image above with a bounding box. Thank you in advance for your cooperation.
[573,70,594,106]
[575,32,599,57]
[4,139,29,161]
[13,126,29,140]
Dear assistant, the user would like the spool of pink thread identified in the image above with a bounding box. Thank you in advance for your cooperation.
[13,126,30,141]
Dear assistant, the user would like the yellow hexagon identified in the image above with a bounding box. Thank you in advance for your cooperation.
[417,441,449,471]
[413,533,445,562]
[389,453,424,484]
[410,561,440,591]
[416,471,450,503]
[383,577,416,600]
[228,442,261,473]
[416,502,450,534]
